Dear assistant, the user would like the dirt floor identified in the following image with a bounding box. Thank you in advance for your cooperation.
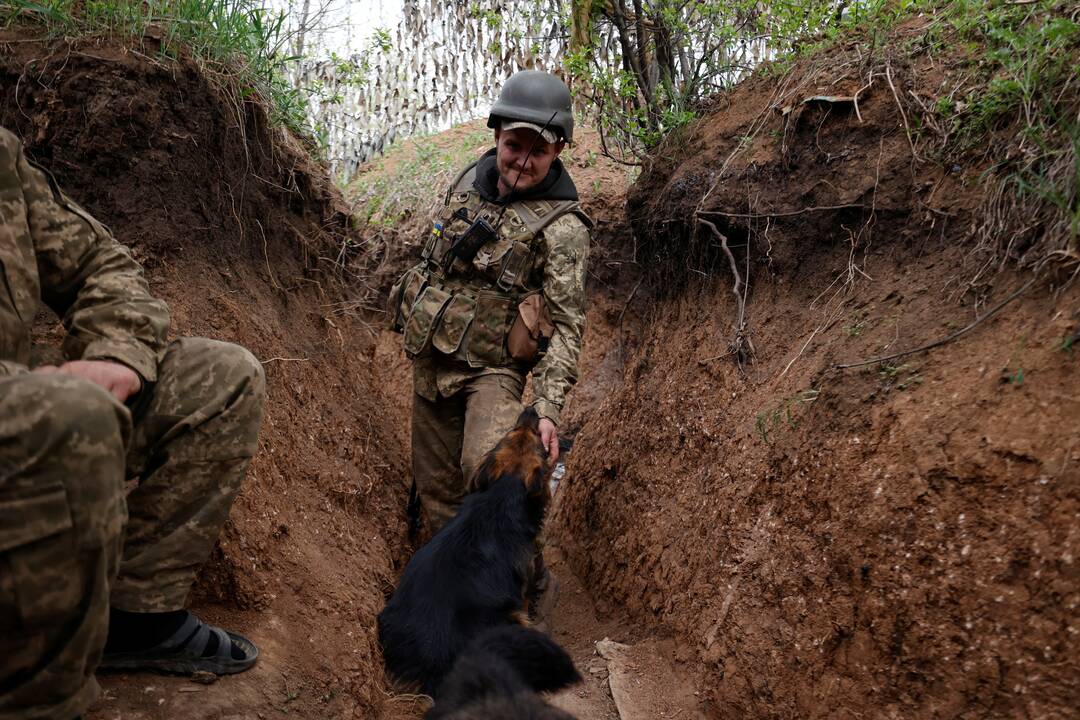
[2,12,1078,720]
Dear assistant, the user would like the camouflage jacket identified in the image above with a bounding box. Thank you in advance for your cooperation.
[0,126,170,381]
[389,149,590,425]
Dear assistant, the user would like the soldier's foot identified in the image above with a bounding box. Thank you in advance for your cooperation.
[101,609,259,675]
[104,608,189,653]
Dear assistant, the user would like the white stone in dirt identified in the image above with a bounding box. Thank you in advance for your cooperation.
[596,638,707,720]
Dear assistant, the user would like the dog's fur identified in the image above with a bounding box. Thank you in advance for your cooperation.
[378,408,553,696]
[426,625,580,719]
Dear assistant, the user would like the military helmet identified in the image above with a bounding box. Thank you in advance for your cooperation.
[487,70,574,143]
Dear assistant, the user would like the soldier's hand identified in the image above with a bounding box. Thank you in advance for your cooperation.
[32,360,142,403]
[539,417,559,463]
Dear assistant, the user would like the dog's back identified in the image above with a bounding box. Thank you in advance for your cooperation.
[379,409,553,695]
[426,625,581,719]
[377,480,538,693]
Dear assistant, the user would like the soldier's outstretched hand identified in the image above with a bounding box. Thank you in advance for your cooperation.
[32,359,142,403]
[539,417,559,463]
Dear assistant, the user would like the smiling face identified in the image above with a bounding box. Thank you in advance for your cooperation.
[494,127,565,196]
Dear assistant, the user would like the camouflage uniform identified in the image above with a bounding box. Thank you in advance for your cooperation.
[389,151,590,531]
[0,127,265,720]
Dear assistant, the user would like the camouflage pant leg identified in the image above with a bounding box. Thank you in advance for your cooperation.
[111,337,265,613]
[458,376,550,602]
[411,390,466,535]
[0,374,129,720]
[460,373,525,492]
[411,373,524,535]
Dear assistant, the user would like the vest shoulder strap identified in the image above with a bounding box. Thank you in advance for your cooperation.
[444,161,595,234]
[444,162,479,206]
[514,199,594,235]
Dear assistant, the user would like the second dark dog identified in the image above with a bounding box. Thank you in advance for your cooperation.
[378,407,553,696]
[427,625,580,719]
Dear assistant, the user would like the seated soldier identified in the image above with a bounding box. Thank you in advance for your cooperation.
[0,125,265,720]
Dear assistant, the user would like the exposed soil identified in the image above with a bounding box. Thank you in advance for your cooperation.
[552,17,1080,720]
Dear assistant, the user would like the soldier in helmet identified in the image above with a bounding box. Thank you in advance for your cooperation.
[389,70,591,625]
[0,125,264,720]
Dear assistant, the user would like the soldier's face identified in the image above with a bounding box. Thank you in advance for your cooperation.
[494,128,565,196]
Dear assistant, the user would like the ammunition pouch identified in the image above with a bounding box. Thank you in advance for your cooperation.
[390,278,519,367]
[387,266,427,332]
[403,285,451,357]
[432,293,476,355]
[507,293,555,363]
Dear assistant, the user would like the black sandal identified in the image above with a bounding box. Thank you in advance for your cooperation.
[99,613,259,675]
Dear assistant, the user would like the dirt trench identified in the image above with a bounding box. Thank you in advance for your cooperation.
[4,15,1077,720]
[0,29,700,720]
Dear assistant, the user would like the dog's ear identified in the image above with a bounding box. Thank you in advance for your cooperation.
[515,406,541,432]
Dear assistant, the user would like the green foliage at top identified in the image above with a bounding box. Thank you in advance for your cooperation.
[1,0,313,136]
[756,0,1079,268]
[567,0,854,160]
[941,1,1078,238]
[346,128,492,229]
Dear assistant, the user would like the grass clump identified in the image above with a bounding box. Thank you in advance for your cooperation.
[1,0,312,135]
[755,388,820,445]
[346,127,492,229]
[911,1,1078,282]
[878,363,923,391]
[778,0,1079,286]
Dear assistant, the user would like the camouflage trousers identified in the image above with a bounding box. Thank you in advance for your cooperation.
[411,372,526,534]
[411,372,553,623]
[0,337,265,720]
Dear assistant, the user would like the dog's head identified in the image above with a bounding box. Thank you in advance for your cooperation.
[474,407,552,499]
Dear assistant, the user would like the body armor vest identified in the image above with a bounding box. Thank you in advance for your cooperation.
[389,161,590,368]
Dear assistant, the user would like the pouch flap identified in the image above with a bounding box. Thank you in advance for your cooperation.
[387,267,428,332]
[507,293,554,363]
[432,293,477,355]
[472,236,513,273]
[518,293,555,337]
[464,292,512,367]
[403,284,451,357]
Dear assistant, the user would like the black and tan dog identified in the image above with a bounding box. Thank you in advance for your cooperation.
[378,407,554,696]
[427,625,580,719]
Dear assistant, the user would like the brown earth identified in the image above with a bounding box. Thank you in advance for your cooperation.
[552,16,1080,720]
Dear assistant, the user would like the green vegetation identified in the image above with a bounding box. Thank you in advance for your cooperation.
[1,0,313,134]
[1003,335,1030,386]
[915,0,1080,252]
[346,128,491,228]
[755,388,820,445]
[843,313,869,337]
[878,363,923,391]
[566,0,857,160]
